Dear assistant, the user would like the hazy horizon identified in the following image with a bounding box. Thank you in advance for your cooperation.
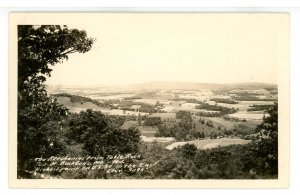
[46,80,278,88]
[42,13,288,86]
[47,81,278,89]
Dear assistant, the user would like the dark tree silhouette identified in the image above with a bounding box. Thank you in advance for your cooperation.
[17,25,95,174]
[67,109,141,156]
[18,25,94,90]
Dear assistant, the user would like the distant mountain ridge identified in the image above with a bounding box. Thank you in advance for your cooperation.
[127,81,277,91]
[48,81,277,92]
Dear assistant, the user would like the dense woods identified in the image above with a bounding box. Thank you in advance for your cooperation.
[195,103,237,115]
[210,98,238,104]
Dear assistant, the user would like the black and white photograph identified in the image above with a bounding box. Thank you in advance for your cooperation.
[9,12,289,188]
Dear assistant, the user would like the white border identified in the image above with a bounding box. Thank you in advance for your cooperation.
[0,0,300,8]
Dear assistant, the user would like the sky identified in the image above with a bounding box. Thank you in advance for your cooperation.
[25,13,289,86]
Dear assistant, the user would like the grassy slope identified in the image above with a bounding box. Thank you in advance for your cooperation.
[55,96,101,112]
[166,138,252,150]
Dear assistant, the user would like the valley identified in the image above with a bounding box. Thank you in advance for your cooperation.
[49,81,277,151]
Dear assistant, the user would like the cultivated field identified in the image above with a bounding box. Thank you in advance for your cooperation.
[141,136,175,143]
[100,109,148,116]
[149,113,176,120]
[228,112,267,120]
[166,138,251,150]
[52,84,277,149]
[138,126,158,137]
[88,93,136,100]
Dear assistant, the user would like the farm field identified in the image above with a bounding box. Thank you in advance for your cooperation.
[133,99,184,106]
[149,113,176,120]
[166,138,251,150]
[239,101,275,105]
[100,109,148,116]
[209,100,275,111]
[194,116,236,130]
[52,84,277,144]
[200,116,261,130]
[88,93,136,100]
[228,112,267,120]
[138,126,158,137]
[141,136,175,143]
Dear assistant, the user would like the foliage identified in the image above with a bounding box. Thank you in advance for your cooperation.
[140,104,278,179]
[18,25,94,89]
[210,98,238,104]
[157,123,178,137]
[108,115,127,127]
[117,100,160,113]
[139,104,159,113]
[206,120,214,128]
[17,25,95,173]
[232,93,276,101]
[252,103,278,175]
[67,109,141,156]
[179,144,197,159]
[157,111,205,141]
[18,120,67,172]
[173,98,205,105]
[176,111,191,119]
[247,104,274,111]
[143,141,276,179]
[53,93,114,108]
[195,111,221,117]
[54,103,279,179]
[195,103,237,115]
[143,117,162,126]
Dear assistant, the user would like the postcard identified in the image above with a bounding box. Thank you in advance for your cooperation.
[9,12,289,188]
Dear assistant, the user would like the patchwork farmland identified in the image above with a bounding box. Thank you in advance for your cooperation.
[52,82,277,149]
